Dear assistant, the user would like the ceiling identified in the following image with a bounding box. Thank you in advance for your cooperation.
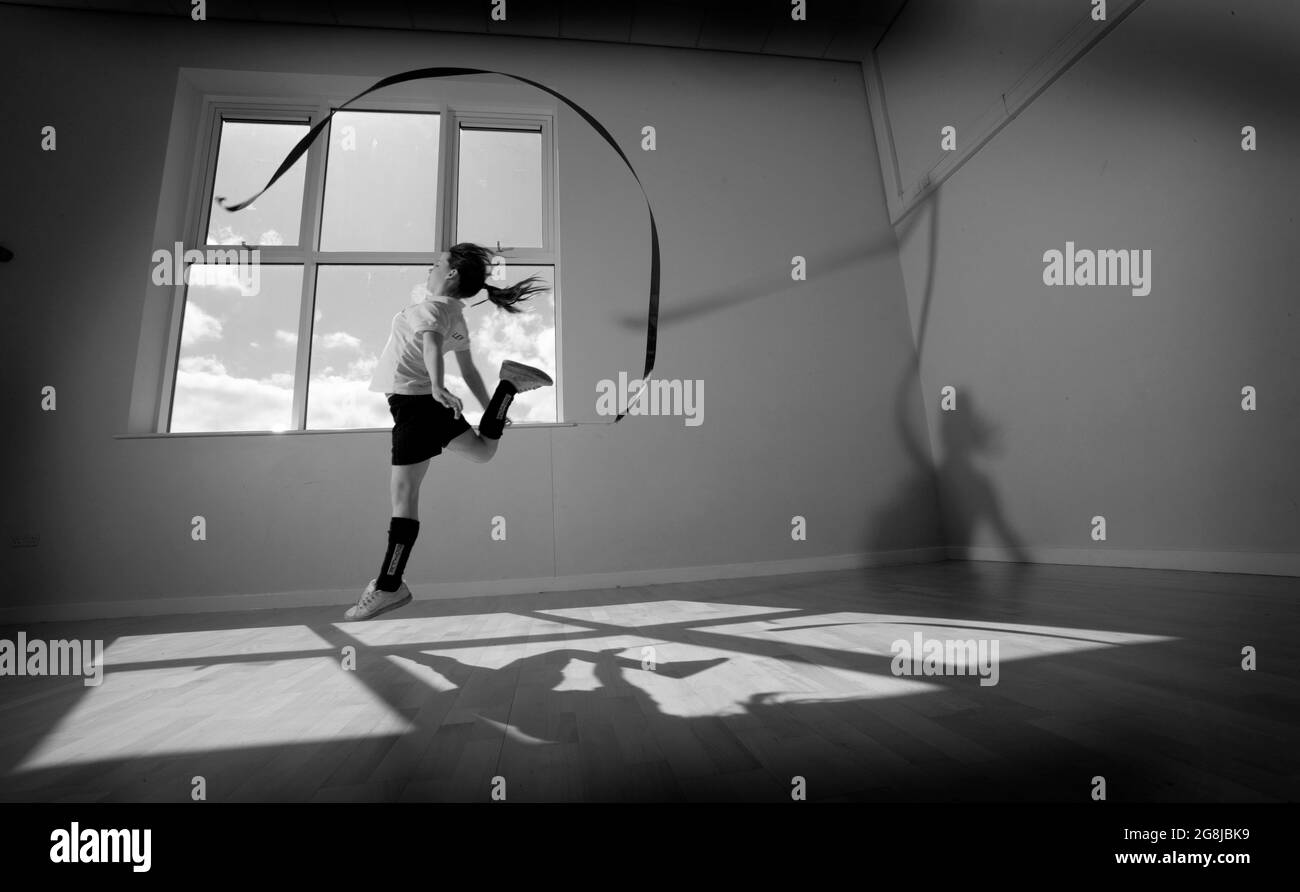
[3,0,908,60]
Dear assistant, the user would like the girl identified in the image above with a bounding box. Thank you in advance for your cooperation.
[345,243,553,621]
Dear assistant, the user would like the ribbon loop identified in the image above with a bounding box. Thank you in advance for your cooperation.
[219,67,659,422]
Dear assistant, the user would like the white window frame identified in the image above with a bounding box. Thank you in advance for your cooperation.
[159,88,559,433]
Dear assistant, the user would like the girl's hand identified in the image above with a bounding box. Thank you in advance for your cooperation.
[431,386,462,418]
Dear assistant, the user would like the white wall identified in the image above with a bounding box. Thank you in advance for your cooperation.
[0,6,941,618]
[876,0,1085,191]
[891,0,1300,573]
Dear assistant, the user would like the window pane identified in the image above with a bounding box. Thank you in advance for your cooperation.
[457,128,543,248]
[307,265,557,429]
[207,121,309,247]
[462,265,556,425]
[319,111,440,252]
[171,265,304,433]
[307,266,427,430]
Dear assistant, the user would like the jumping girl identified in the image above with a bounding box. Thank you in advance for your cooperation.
[345,242,553,621]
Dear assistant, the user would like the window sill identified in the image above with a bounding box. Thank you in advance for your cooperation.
[114,423,577,439]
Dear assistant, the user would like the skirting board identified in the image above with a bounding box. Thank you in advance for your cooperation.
[7,545,1290,625]
[0,547,946,625]
[951,546,1300,578]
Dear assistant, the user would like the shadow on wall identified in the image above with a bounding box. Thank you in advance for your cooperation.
[937,388,1032,567]
[863,191,1032,604]
[621,184,1032,580]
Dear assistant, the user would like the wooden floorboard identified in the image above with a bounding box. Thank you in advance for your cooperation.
[0,560,1296,802]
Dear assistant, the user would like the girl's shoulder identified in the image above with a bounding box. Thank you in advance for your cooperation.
[405,298,455,334]
[408,298,443,316]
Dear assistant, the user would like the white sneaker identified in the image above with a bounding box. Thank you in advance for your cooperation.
[499,360,553,393]
[344,579,412,621]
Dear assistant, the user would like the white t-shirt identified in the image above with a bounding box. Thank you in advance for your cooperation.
[368,296,471,395]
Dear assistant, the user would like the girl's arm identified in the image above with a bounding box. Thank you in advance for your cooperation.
[423,331,462,417]
[455,350,492,411]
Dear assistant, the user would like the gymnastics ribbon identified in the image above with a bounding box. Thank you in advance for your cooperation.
[218,67,659,422]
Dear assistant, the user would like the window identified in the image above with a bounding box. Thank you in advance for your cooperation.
[166,96,557,433]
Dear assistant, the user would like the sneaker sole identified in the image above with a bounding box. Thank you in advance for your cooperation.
[501,361,553,391]
[347,592,412,622]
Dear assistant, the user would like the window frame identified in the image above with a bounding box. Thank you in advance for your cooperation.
[160,90,559,434]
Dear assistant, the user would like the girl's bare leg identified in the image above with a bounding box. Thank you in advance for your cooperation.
[444,428,499,464]
[390,459,430,519]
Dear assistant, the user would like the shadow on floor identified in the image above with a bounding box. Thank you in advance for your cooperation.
[2,561,1296,802]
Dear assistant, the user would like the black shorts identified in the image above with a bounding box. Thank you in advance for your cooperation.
[388,393,471,465]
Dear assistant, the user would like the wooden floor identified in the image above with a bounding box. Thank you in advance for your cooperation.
[1,560,1297,802]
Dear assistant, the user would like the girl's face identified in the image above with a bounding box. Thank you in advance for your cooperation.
[426,253,456,297]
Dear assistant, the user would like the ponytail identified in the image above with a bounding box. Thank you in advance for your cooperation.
[484,277,549,314]
[448,242,549,313]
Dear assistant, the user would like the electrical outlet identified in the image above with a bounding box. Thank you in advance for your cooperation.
[10,535,39,548]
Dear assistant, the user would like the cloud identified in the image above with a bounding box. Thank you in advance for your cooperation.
[348,355,378,379]
[171,356,293,432]
[274,329,298,346]
[173,357,393,433]
[188,257,261,296]
[178,355,227,376]
[320,331,362,350]
[211,226,243,246]
[209,224,281,249]
[181,303,223,346]
[305,369,394,430]
[469,307,556,422]
[303,366,475,431]
[170,327,549,433]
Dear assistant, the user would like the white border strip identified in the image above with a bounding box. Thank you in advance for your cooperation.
[950,546,1300,578]
[0,549,945,625]
[4,545,1293,625]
